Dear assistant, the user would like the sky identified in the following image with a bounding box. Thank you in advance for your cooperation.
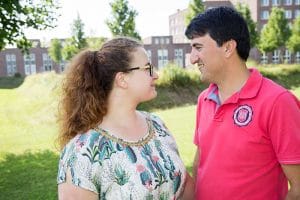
[25,0,190,42]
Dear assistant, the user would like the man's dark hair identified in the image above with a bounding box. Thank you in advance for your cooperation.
[185,6,250,61]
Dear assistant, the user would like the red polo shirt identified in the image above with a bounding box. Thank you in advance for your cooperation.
[194,68,300,200]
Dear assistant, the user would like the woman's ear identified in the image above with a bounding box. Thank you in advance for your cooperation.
[114,72,128,89]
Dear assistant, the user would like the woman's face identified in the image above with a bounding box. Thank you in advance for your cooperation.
[126,47,159,103]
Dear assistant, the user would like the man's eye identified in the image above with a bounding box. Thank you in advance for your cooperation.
[195,46,202,51]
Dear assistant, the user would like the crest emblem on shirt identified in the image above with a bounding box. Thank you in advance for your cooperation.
[233,105,253,126]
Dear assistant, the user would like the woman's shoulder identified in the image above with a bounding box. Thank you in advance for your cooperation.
[139,111,171,138]
[60,129,106,161]
[139,111,163,124]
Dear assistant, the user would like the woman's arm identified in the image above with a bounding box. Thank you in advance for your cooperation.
[58,169,98,200]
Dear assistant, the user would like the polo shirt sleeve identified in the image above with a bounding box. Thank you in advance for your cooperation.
[268,91,300,164]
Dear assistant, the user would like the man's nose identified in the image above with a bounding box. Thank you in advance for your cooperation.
[190,49,199,64]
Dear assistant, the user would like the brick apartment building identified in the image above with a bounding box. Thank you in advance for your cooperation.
[142,36,191,69]
[169,0,300,64]
[1,0,300,77]
[0,40,62,77]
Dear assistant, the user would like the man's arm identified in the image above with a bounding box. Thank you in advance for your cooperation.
[193,148,200,180]
[282,164,300,200]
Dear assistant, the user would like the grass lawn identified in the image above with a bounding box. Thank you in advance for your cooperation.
[0,71,299,199]
[0,73,197,199]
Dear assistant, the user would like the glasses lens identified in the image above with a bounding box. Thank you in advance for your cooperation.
[149,63,153,76]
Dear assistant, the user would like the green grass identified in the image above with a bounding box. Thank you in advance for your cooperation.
[292,86,300,97]
[154,105,196,172]
[0,67,299,199]
[0,72,197,199]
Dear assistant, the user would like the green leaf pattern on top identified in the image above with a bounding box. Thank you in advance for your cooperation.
[57,112,186,199]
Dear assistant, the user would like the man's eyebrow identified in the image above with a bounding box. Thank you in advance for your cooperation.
[191,43,203,47]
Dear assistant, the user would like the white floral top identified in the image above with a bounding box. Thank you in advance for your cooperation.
[57,112,186,200]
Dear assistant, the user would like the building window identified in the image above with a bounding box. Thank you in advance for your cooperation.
[160,38,164,44]
[296,51,300,63]
[5,54,17,76]
[174,49,183,67]
[295,10,300,18]
[146,50,152,62]
[261,53,268,64]
[59,60,66,72]
[272,50,280,64]
[272,0,280,6]
[157,49,168,69]
[42,53,52,72]
[261,10,269,19]
[296,0,300,5]
[261,0,269,6]
[24,53,36,75]
[155,38,159,44]
[283,50,291,63]
[285,10,292,19]
[284,0,292,5]
[166,38,170,44]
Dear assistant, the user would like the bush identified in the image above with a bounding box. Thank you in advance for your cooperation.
[157,64,201,88]
[14,72,22,78]
[256,64,300,89]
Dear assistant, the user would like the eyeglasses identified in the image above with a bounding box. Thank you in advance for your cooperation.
[127,62,154,76]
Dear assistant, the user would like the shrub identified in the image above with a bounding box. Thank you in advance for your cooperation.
[14,72,22,78]
[157,64,201,88]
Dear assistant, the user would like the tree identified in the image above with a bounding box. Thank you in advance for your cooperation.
[106,0,140,39]
[0,0,60,52]
[48,39,63,64]
[70,14,87,50]
[258,7,290,53]
[86,37,107,50]
[185,0,205,25]
[62,14,87,60]
[287,16,300,53]
[235,3,259,48]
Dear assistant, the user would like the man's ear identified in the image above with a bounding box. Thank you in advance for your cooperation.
[114,72,128,89]
[223,40,237,58]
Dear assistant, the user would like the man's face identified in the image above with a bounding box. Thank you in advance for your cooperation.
[190,34,225,83]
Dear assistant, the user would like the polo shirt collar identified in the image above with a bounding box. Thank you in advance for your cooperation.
[205,68,263,104]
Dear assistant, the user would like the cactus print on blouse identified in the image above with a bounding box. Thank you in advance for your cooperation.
[57,112,186,200]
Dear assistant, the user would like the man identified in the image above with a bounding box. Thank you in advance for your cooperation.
[185,6,300,200]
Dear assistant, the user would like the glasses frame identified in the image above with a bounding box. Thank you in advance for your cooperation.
[127,62,153,76]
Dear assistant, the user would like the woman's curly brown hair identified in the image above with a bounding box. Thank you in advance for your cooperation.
[57,37,142,149]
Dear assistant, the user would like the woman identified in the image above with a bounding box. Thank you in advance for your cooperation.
[57,37,194,199]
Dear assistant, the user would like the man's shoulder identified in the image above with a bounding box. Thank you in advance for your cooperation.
[261,76,288,97]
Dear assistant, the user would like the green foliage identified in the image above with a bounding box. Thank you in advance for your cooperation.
[0,76,24,89]
[14,72,22,78]
[256,64,300,89]
[62,14,87,60]
[106,0,141,39]
[235,3,259,48]
[0,0,60,52]
[157,64,201,87]
[287,16,300,53]
[48,38,63,63]
[258,7,291,53]
[138,64,206,111]
[71,14,87,50]
[86,37,107,50]
[185,0,205,25]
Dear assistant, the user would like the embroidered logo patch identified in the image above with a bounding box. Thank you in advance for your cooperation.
[233,105,253,126]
